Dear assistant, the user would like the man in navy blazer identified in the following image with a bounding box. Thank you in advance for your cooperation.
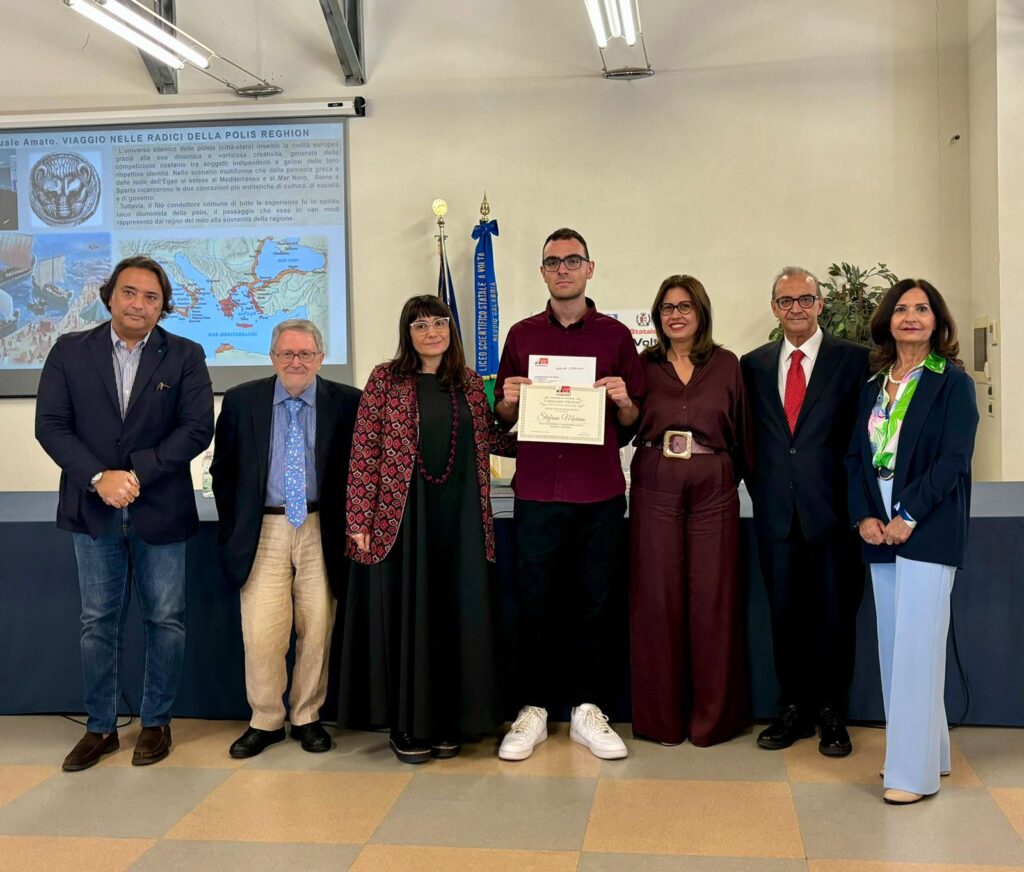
[211,319,360,758]
[36,256,214,771]
[740,266,868,757]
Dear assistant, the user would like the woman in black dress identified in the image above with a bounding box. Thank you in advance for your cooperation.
[340,295,514,763]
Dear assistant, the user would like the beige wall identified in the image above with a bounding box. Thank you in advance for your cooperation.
[969,0,1001,479]
[0,0,985,488]
[995,1,1024,479]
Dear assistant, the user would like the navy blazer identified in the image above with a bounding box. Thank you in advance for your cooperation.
[741,331,869,541]
[845,361,978,569]
[210,375,362,596]
[35,321,214,545]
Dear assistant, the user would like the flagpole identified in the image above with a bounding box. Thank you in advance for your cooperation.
[432,198,461,334]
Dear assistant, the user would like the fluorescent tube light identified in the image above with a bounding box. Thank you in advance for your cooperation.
[98,0,211,69]
[66,0,185,70]
[583,0,610,48]
[618,0,639,45]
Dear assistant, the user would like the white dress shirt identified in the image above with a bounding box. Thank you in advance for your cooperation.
[777,326,823,404]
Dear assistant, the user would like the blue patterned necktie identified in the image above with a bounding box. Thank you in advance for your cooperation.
[284,397,307,528]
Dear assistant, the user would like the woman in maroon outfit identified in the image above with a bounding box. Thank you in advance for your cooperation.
[630,275,753,746]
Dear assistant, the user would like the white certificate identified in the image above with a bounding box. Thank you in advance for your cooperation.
[518,383,607,445]
[528,354,596,386]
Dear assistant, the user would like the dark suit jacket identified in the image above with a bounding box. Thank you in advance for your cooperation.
[845,362,978,568]
[210,374,361,596]
[741,331,869,541]
[35,321,214,544]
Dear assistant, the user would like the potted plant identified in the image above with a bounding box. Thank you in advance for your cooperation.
[770,262,898,345]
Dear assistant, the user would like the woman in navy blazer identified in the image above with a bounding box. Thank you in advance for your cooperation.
[846,278,978,805]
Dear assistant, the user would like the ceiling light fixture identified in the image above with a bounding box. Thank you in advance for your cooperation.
[97,0,212,69]
[582,0,653,80]
[66,0,185,69]
[64,0,283,97]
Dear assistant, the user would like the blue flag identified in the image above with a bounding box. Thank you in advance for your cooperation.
[437,239,461,335]
[472,219,500,405]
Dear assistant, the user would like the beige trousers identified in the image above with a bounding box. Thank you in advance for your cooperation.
[239,512,336,731]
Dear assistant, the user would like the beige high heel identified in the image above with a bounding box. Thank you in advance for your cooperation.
[883,788,924,804]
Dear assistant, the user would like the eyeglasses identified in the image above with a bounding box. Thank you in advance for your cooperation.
[773,294,820,311]
[410,317,451,334]
[660,301,695,316]
[541,255,590,272]
[272,350,321,363]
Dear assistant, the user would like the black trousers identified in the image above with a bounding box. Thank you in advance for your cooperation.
[513,496,627,712]
[757,514,865,716]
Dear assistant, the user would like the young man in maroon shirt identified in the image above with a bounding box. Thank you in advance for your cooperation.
[494,227,643,761]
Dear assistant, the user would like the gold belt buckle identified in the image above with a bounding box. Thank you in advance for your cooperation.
[662,430,693,459]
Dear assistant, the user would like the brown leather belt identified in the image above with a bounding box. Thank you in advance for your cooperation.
[639,431,718,458]
[264,502,320,515]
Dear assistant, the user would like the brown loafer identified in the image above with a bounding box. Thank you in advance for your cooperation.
[132,724,172,766]
[63,730,119,772]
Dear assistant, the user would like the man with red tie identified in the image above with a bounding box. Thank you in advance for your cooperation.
[741,266,869,757]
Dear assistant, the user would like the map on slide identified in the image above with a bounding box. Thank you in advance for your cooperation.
[120,236,329,363]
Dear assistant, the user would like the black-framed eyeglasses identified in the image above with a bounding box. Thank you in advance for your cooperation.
[410,317,451,334]
[272,350,321,363]
[541,255,590,272]
[773,294,819,311]
[660,301,695,316]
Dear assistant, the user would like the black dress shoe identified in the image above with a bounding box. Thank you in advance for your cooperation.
[389,730,431,764]
[63,730,119,772]
[290,721,332,753]
[430,738,461,759]
[817,707,853,757]
[229,726,286,759]
[756,705,815,750]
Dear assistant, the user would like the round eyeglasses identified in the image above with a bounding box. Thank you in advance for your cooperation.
[410,317,451,334]
[541,255,590,272]
[660,302,695,316]
[272,350,321,363]
[773,294,820,311]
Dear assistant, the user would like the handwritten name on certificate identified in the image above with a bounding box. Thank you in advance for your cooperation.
[518,384,607,445]
[527,354,596,386]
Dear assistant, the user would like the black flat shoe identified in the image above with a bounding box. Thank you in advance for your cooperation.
[229,726,286,759]
[389,731,430,764]
[817,707,853,757]
[290,721,332,753]
[430,739,461,759]
[756,705,815,750]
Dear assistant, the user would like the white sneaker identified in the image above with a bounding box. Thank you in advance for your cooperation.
[498,706,548,761]
[570,703,628,759]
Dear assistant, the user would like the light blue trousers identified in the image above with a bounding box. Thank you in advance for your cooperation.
[871,477,955,796]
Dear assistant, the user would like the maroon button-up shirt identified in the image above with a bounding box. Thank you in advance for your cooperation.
[495,299,644,503]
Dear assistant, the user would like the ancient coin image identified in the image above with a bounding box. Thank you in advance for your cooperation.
[30,152,101,226]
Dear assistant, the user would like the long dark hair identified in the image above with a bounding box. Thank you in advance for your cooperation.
[643,274,719,366]
[868,278,960,373]
[388,295,468,389]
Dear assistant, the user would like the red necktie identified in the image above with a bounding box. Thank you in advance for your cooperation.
[784,349,806,433]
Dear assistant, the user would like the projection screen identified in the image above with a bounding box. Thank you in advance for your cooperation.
[0,107,353,395]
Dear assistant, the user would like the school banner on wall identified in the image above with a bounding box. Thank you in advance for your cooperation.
[472,218,500,406]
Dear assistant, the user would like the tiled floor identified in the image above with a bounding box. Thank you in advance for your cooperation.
[2,717,1024,871]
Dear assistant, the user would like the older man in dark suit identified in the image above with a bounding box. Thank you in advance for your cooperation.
[36,255,214,771]
[211,319,360,758]
[741,266,868,757]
